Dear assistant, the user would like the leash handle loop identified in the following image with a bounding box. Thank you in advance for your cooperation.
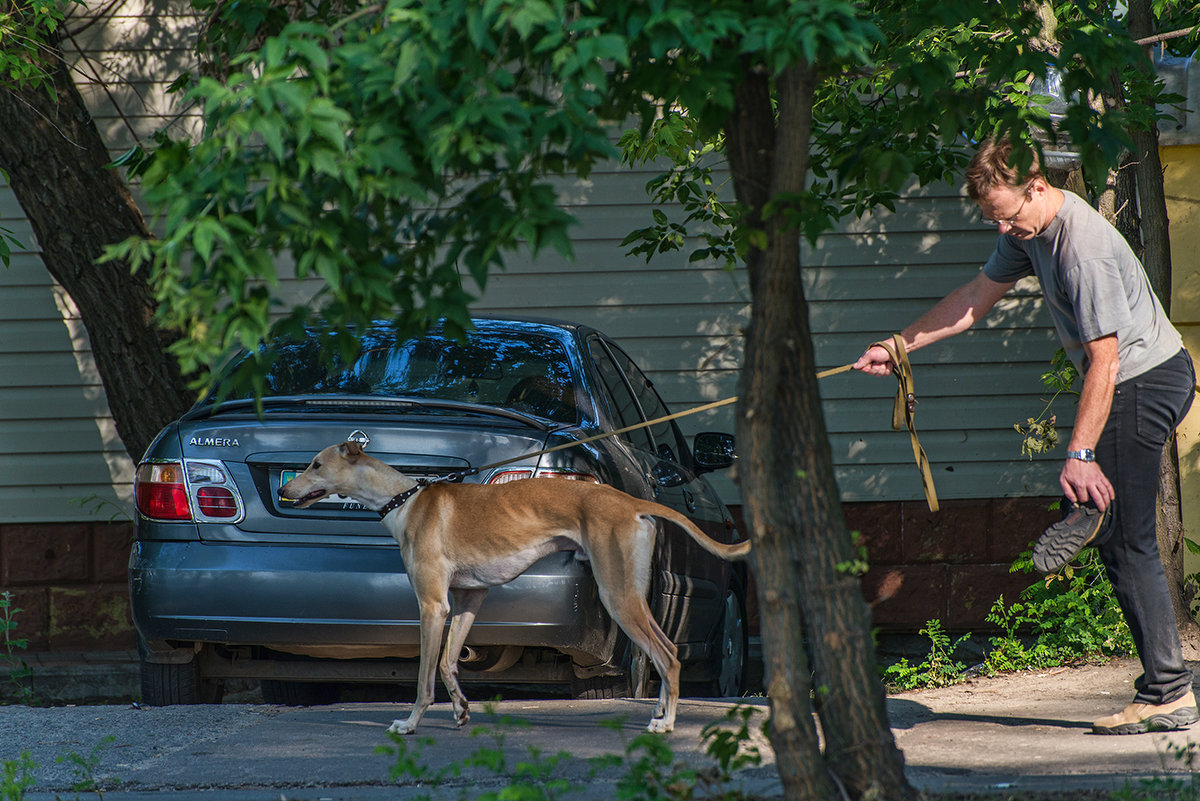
[869,335,939,512]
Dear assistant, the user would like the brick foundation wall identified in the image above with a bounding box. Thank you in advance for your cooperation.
[2,498,1058,654]
[0,522,136,652]
[849,497,1059,631]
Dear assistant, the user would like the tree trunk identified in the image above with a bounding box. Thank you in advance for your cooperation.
[1120,0,1200,655]
[727,60,915,801]
[726,62,838,801]
[0,50,191,461]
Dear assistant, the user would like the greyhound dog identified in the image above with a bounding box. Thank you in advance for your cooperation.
[278,441,750,734]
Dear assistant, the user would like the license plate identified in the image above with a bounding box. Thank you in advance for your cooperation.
[279,470,361,508]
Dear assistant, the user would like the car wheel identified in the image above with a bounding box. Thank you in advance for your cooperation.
[138,640,224,705]
[570,638,658,700]
[700,575,747,698]
[570,670,630,700]
[260,680,340,706]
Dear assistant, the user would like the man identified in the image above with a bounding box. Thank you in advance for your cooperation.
[854,136,1198,735]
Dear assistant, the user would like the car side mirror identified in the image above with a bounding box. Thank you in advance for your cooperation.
[693,432,736,473]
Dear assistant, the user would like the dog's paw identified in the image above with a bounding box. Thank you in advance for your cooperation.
[646,717,674,734]
[387,720,417,736]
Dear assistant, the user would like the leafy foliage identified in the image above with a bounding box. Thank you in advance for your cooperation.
[1014,347,1080,459]
[0,591,32,705]
[985,547,1133,674]
[883,619,971,691]
[103,0,882,392]
[0,0,81,91]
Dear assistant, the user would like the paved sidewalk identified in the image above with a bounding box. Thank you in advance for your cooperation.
[4,653,1199,797]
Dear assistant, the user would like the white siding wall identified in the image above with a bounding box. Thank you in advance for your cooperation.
[0,3,1070,523]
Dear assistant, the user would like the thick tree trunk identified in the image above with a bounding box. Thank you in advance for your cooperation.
[0,51,191,461]
[726,63,837,801]
[727,61,915,801]
[1119,0,1200,656]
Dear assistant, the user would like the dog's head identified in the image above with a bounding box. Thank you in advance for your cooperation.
[278,441,366,508]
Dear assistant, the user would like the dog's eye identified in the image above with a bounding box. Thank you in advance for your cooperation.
[311,460,321,470]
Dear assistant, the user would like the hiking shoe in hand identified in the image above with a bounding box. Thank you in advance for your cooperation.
[1093,691,1200,735]
[1032,501,1111,574]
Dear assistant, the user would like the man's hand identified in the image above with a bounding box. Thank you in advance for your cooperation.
[853,344,895,377]
[1060,457,1115,511]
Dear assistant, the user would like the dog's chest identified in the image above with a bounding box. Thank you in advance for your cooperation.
[449,536,580,589]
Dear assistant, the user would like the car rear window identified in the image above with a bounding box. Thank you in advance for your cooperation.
[226,328,579,423]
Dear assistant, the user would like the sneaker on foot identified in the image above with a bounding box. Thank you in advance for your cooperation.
[1032,502,1111,574]
[1093,691,1200,735]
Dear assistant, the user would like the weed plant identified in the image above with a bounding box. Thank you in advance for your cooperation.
[884,542,1133,691]
[984,547,1133,675]
[0,591,32,704]
[883,620,971,691]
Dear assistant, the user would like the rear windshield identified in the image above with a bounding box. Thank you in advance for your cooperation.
[225,327,580,423]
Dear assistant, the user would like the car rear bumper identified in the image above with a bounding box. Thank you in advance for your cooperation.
[129,540,615,658]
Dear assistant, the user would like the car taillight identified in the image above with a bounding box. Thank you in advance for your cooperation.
[487,469,601,485]
[196,486,239,518]
[186,460,245,523]
[135,462,192,521]
[134,459,245,523]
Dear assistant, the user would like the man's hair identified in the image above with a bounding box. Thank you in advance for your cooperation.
[964,136,1044,201]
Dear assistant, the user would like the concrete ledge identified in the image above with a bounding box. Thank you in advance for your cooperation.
[1,650,138,705]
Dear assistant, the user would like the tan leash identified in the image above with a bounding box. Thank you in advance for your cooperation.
[455,337,939,513]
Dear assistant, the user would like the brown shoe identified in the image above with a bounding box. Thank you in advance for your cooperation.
[1033,502,1112,574]
[1093,691,1200,735]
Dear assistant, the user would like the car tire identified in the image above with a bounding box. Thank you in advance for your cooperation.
[260,680,340,706]
[570,671,630,700]
[570,638,659,700]
[138,641,224,705]
[697,574,748,698]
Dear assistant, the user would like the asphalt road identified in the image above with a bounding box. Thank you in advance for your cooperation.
[1,697,781,801]
[5,659,1200,800]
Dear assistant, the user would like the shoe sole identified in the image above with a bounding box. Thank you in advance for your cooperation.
[1033,506,1110,574]
[1093,707,1200,735]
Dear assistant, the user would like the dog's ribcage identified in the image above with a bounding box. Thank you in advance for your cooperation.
[449,534,584,588]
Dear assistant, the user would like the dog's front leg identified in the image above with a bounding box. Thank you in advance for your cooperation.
[442,588,488,728]
[388,592,450,736]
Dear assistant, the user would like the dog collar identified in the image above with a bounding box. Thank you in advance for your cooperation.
[378,480,427,519]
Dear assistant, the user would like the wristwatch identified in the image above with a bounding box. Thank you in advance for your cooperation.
[1067,448,1096,462]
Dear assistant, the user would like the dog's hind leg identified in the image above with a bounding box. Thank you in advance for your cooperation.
[590,518,680,733]
[388,588,451,736]
[441,587,488,729]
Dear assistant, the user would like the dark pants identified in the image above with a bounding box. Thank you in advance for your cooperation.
[1093,348,1196,705]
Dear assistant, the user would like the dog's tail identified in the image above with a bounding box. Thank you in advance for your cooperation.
[640,504,751,562]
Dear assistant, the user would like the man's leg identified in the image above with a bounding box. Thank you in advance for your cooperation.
[1093,350,1196,733]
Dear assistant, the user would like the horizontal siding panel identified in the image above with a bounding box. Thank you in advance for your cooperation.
[836,460,1061,502]
[0,485,132,524]
[0,255,57,283]
[0,320,90,353]
[0,287,73,322]
[0,419,126,454]
[0,387,121,420]
[0,353,102,388]
[0,452,130,486]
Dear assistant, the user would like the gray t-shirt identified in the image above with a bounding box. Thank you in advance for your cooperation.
[982,190,1181,383]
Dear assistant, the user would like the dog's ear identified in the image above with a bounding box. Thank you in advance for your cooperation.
[339,441,364,461]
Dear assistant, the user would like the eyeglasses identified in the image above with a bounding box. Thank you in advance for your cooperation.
[981,186,1031,227]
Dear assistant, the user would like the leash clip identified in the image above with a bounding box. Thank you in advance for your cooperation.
[906,392,916,415]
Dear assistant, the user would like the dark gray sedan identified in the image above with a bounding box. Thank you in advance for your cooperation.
[130,317,746,705]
